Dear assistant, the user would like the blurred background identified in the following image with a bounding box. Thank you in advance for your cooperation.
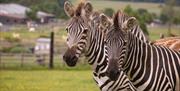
[0,0,180,91]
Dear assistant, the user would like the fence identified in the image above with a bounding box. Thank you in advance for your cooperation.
[0,53,90,70]
[0,53,65,69]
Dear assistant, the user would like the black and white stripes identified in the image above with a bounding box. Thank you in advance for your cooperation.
[105,11,180,91]
[63,1,137,91]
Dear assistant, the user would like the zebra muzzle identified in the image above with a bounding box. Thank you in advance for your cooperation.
[63,47,78,67]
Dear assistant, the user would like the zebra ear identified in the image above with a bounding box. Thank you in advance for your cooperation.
[64,1,74,17]
[91,12,99,19]
[83,2,93,18]
[122,17,137,31]
[100,14,111,28]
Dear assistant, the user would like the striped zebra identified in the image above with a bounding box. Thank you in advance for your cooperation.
[63,1,136,91]
[101,11,180,91]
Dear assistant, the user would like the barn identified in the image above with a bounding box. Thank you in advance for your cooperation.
[0,3,55,25]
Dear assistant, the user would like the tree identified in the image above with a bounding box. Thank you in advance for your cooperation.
[161,0,176,36]
[37,1,68,19]
[124,5,134,16]
[137,8,153,24]
[26,7,38,21]
[124,5,149,35]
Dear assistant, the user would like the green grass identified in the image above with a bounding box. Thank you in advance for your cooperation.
[148,26,180,40]
[0,70,99,91]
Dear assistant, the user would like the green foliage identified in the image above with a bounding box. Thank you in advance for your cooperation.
[103,8,115,17]
[25,7,38,21]
[124,5,150,35]
[159,13,169,24]
[1,0,68,19]
[124,5,134,15]
[159,0,180,25]
[4,36,21,43]
[0,45,31,53]
[139,20,149,35]
[0,47,12,53]
[137,8,153,24]
[36,1,68,19]
[39,35,50,38]
[10,46,31,53]
[173,16,180,24]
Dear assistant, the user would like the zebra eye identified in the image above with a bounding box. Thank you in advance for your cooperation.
[65,28,68,32]
[104,40,107,44]
[83,29,88,34]
[67,37,69,41]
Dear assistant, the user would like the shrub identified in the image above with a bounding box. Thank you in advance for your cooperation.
[103,8,115,17]
[4,36,20,43]
[10,46,31,53]
[39,35,49,38]
[124,5,149,35]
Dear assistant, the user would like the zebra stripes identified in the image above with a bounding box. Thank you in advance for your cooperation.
[63,1,137,91]
[104,11,180,91]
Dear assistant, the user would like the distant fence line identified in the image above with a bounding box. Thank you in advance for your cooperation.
[0,53,65,69]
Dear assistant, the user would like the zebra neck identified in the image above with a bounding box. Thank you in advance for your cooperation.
[122,32,145,71]
[130,25,148,43]
[85,29,108,75]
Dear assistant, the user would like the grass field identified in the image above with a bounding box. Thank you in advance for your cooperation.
[0,70,99,91]
[148,26,180,40]
[0,1,180,91]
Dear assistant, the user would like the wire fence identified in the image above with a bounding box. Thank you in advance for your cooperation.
[0,53,65,69]
[0,53,90,70]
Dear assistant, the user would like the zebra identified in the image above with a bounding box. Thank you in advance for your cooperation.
[101,11,180,91]
[63,1,137,91]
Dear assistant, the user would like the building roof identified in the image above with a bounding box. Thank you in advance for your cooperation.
[36,38,50,43]
[0,3,54,19]
[0,3,29,18]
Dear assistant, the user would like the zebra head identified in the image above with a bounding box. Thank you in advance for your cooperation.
[100,11,138,80]
[63,1,93,67]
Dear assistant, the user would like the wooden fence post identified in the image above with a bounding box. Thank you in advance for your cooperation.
[49,32,54,69]
[21,53,24,67]
[0,53,1,67]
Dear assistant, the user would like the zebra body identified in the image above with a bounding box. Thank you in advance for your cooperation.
[86,24,137,91]
[104,11,180,91]
[124,32,180,91]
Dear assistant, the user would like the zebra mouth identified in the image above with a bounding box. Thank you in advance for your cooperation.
[63,55,78,67]
[109,72,120,81]
[106,68,120,81]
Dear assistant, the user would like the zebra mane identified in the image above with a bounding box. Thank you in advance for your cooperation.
[75,2,85,16]
[113,11,120,31]
[117,11,129,27]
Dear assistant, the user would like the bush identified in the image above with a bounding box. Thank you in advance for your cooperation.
[26,6,38,21]
[137,8,153,24]
[4,36,20,43]
[10,46,31,53]
[0,47,12,53]
[37,1,68,19]
[0,44,31,53]
[39,35,50,38]
[159,13,169,24]
[103,8,115,17]
[124,5,149,35]
[173,17,180,24]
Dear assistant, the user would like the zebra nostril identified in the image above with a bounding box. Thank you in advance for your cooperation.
[116,71,120,75]
[63,55,66,60]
